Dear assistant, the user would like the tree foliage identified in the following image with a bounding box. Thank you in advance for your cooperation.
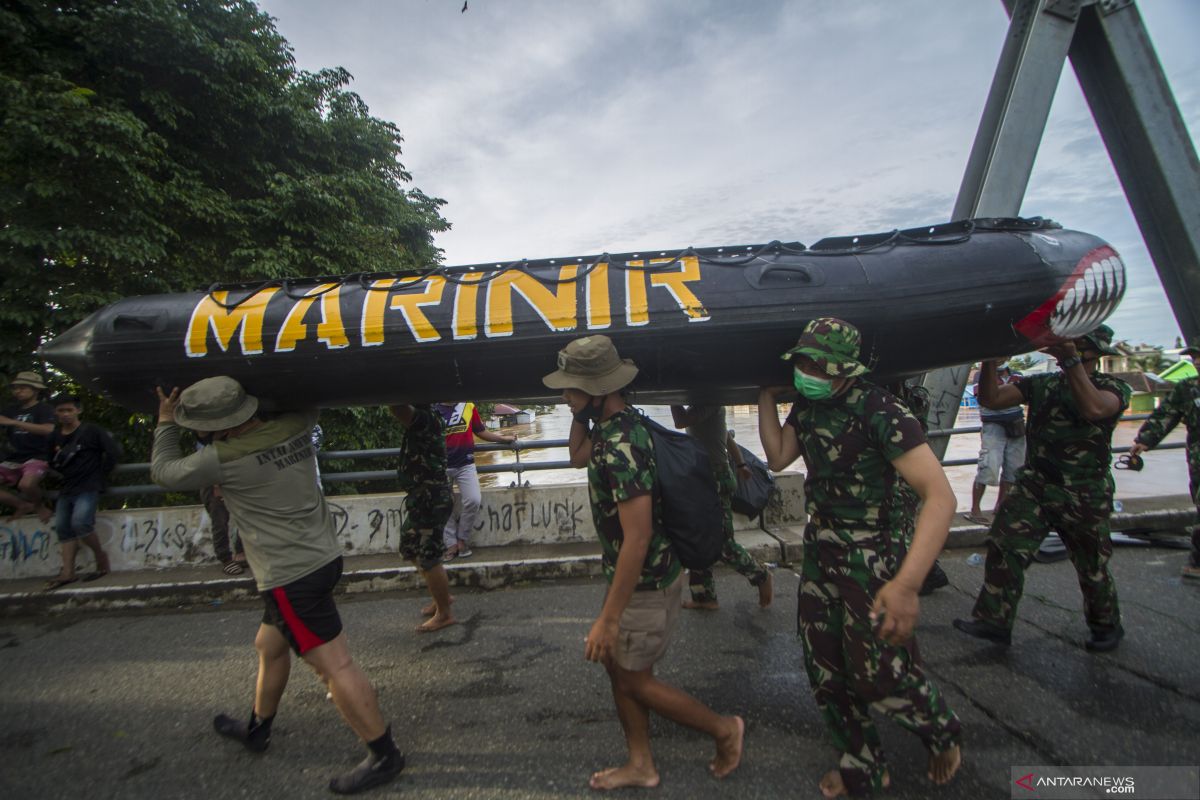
[0,0,451,483]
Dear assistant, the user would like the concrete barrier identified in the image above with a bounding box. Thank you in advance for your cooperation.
[0,474,807,581]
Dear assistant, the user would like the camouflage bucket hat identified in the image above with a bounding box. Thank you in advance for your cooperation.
[542,335,638,396]
[780,317,869,378]
[1078,323,1119,356]
[174,376,259,431]
[1181,336,1200,358]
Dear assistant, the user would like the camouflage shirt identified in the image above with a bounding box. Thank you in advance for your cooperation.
[1134,376,1199,495]
[889,382,931,526]
[397,404,449,493]
[786,379,927,530]
[588,408,680,590]
[1017,371,1131,490]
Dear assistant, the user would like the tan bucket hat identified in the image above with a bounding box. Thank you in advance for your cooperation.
[174,376,259,431]
[10,371,47,390]
[542,335,638,396]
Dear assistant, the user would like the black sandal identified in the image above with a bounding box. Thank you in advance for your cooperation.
[43,576,79,592]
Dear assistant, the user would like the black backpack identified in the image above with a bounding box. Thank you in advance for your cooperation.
[730,444,775,521]
[637,412,725,570]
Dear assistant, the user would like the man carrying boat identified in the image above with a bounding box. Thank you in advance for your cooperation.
[1128,337,1200,581]
[757,318,962,797]
[955,324,1131,652]
[151,377,405,794]
[544,335,744,790]
[669,404,773,610]
[389,403,458,632]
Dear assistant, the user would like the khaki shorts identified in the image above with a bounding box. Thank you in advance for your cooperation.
[614,573,684,672]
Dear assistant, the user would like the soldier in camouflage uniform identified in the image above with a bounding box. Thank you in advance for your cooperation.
[670,404,773,610]
[544,336,745,791]
[1129,338,1200,580]
[884,381,950,596]
[758,318,962,798]
[389,404,457,632]
[955,324,1131,652]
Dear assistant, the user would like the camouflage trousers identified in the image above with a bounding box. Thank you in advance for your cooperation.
[1189,457,1200,567]
[400,483,454,571]
[971,477,1121,632]
[689,477,770,602]
[799,523,962,795]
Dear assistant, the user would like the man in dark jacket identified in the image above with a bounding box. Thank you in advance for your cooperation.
[42,395,120,590]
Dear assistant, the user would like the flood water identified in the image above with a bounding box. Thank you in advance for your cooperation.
[474,403,1190,507]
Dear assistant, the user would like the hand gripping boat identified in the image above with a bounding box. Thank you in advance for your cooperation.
[40,217,1125,412]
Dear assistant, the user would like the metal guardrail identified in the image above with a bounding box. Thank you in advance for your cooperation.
[104,439,574,497]
[99,412,1186,500]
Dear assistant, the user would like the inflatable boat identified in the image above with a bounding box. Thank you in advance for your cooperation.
[39,217,1125,412]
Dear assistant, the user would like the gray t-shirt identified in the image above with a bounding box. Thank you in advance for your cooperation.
[151,411,341,591]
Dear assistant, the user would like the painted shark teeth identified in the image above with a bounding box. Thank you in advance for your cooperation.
[1048,249,1125,339]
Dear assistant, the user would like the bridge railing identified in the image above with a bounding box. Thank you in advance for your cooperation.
[98,413,1183,499]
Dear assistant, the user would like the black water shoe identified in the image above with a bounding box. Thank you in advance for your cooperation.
[213,713,271,753]
[920,562,950,596]
[328,751,405,795]
[952,617,1012,645]
[1085,624,1124,653]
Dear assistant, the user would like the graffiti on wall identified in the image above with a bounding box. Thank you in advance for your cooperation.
[474,496,588,542]
[0,523,52,565]
[329,501,405,552]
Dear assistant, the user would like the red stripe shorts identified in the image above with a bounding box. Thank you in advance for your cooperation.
[262,557,344,655]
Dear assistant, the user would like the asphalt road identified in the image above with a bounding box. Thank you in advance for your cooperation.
[2,544,1197,800]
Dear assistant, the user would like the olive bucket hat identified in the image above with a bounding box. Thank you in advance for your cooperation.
[542,335,638,396]
[1078,323,1120,356]
[174,376,259,432]
[780,317,870,378]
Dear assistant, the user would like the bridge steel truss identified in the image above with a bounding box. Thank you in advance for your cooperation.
[922,0,1200,456]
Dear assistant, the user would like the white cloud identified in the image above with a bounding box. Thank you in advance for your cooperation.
[258,0,1198,345]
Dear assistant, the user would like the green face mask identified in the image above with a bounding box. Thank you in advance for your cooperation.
[794,368,834,400]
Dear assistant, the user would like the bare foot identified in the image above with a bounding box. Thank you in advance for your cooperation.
[758,572,774,608]
[35,504,53,524]
[683,599,719,611]
[422,595,456,616]
[709,715,744,779]
[588,764,659,790]
[416,613,458,633]
[928,744,961,785]
[819,769,847,798]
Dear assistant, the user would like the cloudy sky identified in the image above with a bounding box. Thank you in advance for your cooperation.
[256,0,1198,348]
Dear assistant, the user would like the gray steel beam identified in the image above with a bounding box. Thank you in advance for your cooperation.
[1068,2,1200,344]
[924,0,1080,455]
[953,0,1080,219]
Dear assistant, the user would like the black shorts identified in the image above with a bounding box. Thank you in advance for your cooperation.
[261,557,344,655]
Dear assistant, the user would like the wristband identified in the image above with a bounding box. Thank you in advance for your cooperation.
[1058,356,1082,370]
